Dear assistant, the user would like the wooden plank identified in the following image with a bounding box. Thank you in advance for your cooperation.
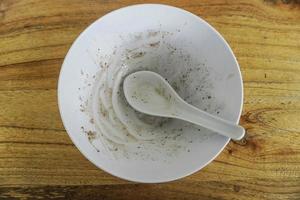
[0,182,299,200]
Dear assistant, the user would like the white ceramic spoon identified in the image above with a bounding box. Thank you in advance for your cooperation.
[123,71,245,140]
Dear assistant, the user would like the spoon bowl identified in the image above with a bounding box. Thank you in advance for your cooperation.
[123,71,179,117]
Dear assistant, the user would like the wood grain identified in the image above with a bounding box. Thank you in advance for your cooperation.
[0,0,300,199]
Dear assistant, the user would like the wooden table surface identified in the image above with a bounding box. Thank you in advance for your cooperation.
[1,0,300,199]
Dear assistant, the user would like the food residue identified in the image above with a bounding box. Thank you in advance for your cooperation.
[78,30,223,161]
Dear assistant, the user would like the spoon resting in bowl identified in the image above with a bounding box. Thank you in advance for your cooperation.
[123,71,245,140]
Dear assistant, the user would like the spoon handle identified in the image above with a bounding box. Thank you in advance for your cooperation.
[176,102,245,140]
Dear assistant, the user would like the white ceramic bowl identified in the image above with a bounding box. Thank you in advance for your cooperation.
[58,4,243,183]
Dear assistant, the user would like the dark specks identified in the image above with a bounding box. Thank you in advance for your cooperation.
[128,52,146,59]
[89,118,94,124]
[79,30,219,160]
[149,41,160,47]
[86,131,96,141]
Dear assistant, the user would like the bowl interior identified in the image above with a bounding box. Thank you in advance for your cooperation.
[58,4,243,183]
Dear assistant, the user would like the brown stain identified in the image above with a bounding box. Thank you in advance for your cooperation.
[247,137,264,152]
[233,135,265,153]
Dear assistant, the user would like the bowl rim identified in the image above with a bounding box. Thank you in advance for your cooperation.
[57,3,244,183]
